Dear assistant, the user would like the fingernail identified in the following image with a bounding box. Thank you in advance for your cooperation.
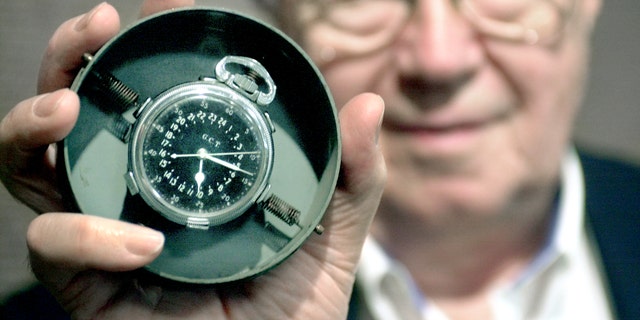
[75,2,107,31]
[124,224,164,256]
[32,90,67,118]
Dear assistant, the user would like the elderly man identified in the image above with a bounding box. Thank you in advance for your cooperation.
[1,0,639,319]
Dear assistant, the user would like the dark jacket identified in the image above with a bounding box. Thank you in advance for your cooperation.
[581,152,640,319]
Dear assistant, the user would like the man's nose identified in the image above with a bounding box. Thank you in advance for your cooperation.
[395,0,483,84]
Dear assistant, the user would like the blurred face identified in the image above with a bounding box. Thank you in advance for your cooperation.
[282,0,600,226]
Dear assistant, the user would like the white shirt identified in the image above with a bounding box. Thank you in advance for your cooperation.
[356,150,614,319]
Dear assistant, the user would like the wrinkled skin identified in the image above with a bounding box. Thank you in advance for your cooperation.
[0,1,386,319]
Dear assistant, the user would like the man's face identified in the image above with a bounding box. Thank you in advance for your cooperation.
[285,0,600,224]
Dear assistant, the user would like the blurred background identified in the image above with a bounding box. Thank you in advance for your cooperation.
[1,0,639,301]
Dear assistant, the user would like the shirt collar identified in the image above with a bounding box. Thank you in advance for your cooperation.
[555,148,585,255]
[509,147,585,289]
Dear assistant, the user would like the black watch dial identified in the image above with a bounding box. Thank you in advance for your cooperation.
[129,83,273,228]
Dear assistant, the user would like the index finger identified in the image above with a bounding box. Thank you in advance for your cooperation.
[37,3,121,93]
[37,0,196,94]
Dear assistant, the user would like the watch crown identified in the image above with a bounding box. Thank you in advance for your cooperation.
[215,55,277,106]
[232,74,259,95]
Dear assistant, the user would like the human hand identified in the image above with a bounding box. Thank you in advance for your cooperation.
[0,1,387,319]
[26,92,385,319]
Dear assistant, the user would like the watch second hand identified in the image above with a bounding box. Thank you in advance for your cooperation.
[171,149,256,176]
[171,151,261,158]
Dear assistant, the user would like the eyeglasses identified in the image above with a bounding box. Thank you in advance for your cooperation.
[295,0,576,62]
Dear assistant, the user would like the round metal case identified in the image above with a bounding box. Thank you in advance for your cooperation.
[59,8,340,284]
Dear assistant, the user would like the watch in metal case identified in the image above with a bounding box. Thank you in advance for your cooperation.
[59,8,340,284]
[125,55,277,229]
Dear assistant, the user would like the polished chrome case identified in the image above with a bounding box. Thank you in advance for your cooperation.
[60,8,340,284]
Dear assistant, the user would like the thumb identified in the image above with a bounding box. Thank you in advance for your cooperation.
[338,93,386,194]
[305,93,386,269]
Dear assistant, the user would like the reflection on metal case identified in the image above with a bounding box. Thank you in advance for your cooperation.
[59,8,340,284]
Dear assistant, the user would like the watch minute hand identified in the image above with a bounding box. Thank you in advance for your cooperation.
[202,154,254,176]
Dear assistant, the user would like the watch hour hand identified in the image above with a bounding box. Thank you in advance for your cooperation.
[195,158,205,192]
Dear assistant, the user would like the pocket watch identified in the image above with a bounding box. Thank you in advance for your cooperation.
[125,55,277,229]
[59,8,340,284]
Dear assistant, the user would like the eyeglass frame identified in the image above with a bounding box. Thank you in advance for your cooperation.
[285,0,578,62]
